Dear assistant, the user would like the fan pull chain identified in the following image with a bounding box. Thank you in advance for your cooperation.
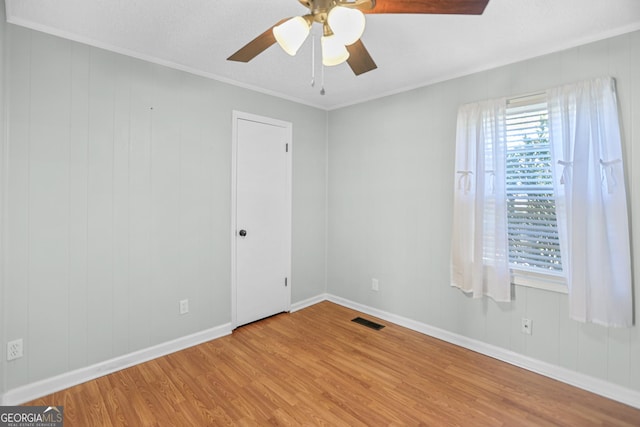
[320,64,325,96]
[310,34,315,88]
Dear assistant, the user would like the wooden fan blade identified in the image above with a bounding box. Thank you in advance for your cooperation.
[365,0,489,15]
[346,40,377,76]
[227,18,290,62]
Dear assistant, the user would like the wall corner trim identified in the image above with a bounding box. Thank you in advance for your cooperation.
[290,293,329,313]
[325,294,640,410]
[0,323,232,405]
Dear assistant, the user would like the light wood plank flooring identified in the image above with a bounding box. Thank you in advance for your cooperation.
[29,301,640,425]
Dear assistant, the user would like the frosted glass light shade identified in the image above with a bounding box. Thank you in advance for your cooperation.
[321,35,349,66]
[273,17,311,56]
[327,6,365,46]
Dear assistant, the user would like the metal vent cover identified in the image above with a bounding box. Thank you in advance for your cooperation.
[351,317,385,330]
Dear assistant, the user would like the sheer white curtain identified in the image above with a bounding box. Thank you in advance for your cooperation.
[548,77,633,327]
[451,98,511,302]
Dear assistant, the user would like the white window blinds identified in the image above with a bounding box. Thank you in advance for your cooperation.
[505,98,562,273]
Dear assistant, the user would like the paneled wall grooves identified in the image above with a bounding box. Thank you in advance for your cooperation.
[66,37,74,376]
[119,55,133,360]
[0,0,7,397]
[24,29,32,384]
[109,49,117,363]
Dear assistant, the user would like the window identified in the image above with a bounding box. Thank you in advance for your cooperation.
[505,96,563,288]
[453,78,631,319]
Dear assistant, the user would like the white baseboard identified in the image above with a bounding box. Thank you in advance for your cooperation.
[1,323,232,405]
[326,294,640,410]
[3,294,639,410]
[290,293,328,312]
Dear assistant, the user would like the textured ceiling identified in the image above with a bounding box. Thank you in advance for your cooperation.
[5,0,640,110]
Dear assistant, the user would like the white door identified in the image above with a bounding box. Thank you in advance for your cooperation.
[232,111,292,328]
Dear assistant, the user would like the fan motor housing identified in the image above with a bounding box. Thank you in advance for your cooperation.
[298,0,375,23]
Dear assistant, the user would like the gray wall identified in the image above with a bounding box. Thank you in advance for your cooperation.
[1,22,327,390]
[328,31,640,392]
[0,0,6,397]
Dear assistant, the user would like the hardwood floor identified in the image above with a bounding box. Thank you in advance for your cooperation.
[29,301,639,426]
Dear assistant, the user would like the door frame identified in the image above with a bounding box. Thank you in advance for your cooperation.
[231,110,292,329]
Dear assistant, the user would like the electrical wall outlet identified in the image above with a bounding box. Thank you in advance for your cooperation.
[371,278,379,291]
[7,338,23,361]
[521,318,533,335]
[179,299,189,315]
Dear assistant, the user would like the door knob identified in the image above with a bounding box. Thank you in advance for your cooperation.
[239,229,247,237]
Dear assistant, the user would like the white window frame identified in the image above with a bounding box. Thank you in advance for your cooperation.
[511,268,567,293]
[505,93,566,294]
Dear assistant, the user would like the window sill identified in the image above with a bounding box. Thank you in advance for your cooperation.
[511,268,567,294]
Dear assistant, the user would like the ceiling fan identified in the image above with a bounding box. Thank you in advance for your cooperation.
[227,0,490,76]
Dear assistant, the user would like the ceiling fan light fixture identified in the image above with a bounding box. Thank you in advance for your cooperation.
[321,35,349,66]
[273,16,311,56]
[327,6,366,46]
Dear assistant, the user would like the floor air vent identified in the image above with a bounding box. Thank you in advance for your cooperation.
[351,317,385,330]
